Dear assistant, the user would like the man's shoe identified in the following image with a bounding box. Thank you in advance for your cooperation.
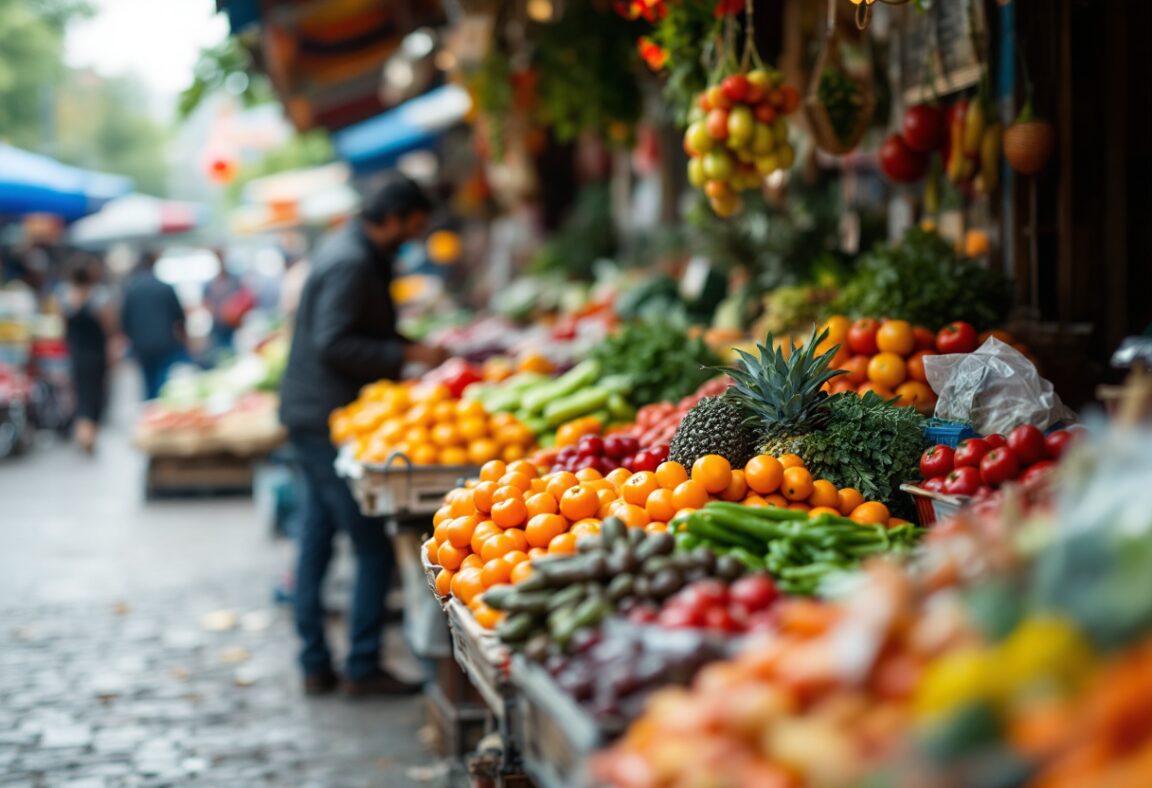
[343,669,423,698]
[303,669,340,696]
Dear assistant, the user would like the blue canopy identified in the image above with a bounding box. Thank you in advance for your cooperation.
[333,85,471,174]
[0,144,133,220]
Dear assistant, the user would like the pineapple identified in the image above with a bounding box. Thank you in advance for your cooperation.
[723,327,846,456]
[669,396,759,469]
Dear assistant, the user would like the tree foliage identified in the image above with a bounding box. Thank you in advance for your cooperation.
[179,37,273,120]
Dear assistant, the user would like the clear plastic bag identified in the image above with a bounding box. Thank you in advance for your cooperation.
[925,338,1077,434]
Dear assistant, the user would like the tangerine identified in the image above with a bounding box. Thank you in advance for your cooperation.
[501,444,527,463]
[655,461,689,490]
[851,501,891,525]
[525,492,559,518]
[458,417,488,443]
[479,460,507,483]
[473,604,504,630]
[671,479,709,511]
[764,494,789,509]
[443,516,478,549]
[548,532,578,554]
[867,352,907,388]
[559,486,599,521]
[692,455,732,494]
[492,485,523,505]
[436,541,467,571]
[615,504,650,529]
[742,494,768,507]
[808,506,842,518]
[808,480,840,509]
[720,469,749,502]
[606,468,633,489]
[841,355,871,385]
[545,471,579,500]
[525,513,567,549]
[781,467,814,501]
[569,520,601,541]
[480,533,516,562]
[430,422,460,447]
[574,467,603,482]
[510,562,533,584]
[451,567,485,604]
[744,455,784,494]
[507,459,539,478]
[439,446,469,465]
[857,382,895,399]
[876,320,915,356]
[906,350,936,384]
[645,488,677,522]
[837,488,865,516]
[471,481,498,514]
[491,498,528,529]
[622,472,660,506]
[498,471,532,493]
[481,558,513,588]
[434,568,454,596]
[895,381,936,412]
[778,453,805,470]
[467,439,500,465]
[471,521,501,553]
[502,528,529,553]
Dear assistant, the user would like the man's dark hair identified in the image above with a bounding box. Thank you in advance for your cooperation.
[68,258,93,287]
[361,176,433,225]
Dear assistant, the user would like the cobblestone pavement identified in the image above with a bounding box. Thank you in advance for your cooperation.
[0,373,445,787]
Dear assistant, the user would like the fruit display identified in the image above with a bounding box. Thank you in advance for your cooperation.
[618,377,731,448]
[633,574,781,634]
[917,424,1078,497]
[683,70,801,217]
[331,380,536,466]
[134,391,284,457]
[549,434,670,475]
[587,318,720,407]
[482,518,750,655]
[673,501,921,595]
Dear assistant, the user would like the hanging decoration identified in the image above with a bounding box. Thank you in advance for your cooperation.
[804,0,876,154]
[849,0,914,32]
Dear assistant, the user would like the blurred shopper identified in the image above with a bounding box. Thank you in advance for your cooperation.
[279,177,448,697]
[202,249,251,363]
[120,250,186,400]
[61,256,114,453]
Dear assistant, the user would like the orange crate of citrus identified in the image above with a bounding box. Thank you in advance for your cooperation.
[330,380,536,467]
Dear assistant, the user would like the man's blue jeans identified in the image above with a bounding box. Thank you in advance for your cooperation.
[289,430,393,680]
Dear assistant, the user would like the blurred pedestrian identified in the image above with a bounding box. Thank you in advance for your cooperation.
[120,250,186,400]
[61,255,114,453]
[202,249,251,364]
[279,176,448,697]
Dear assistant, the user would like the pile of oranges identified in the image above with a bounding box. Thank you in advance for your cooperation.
[815,316,938,414]
[330,380,536,466]
[425,452,903,629]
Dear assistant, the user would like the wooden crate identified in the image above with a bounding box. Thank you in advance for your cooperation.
[144,453,258,499]
[510,655,603,788]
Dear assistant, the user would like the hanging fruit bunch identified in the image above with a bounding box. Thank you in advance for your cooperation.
[1002,44,1054,176]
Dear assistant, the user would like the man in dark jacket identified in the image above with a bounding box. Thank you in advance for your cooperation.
[120,251,187,400]
[280,177,447,696]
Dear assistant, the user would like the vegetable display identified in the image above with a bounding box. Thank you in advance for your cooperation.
[916,424,1078,496]
[588,319,720,407]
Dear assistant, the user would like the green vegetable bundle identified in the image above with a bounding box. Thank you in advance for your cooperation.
[831,227,1012,331]
[673,502,923,596]
[589,319,721,407]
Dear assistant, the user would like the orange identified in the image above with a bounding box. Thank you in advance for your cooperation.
[507,459,539,479]
[606,468,633,489]
[526,513,567,549]
[510,562,533,584]
[434,568,454,596]
[471,481,499,514]
[432,401,457,423]
[456,398,488,420]
[499,471,532,493]
[411,444,438,465]
[819,315,851,349]
[895,381,936,412]
[876,320,915,356]
[646,521,668,533]
[461,553,484,571]
[569,520,601,541]
[480,460,507,483]
[439,446,469,465]
[480,533,516,562]
[492,485,523,505]
[503,528,529,553]
[781,467,813,501]
[529,478,548,495]
[481,557,513,588]
[742,494,768,507]
[451,567,485,604]
[778,454,805,470]
[621,472,660,506]
[488,411,517,431]
[584,479,617,493]
[405,405,433,428]
[548,532,578,554]
[671,479,709,511]
[424,538,438,563]
[411,382,451,405]
[473,604,503,630]
[432,505,452,527]
[615,504,650,529]
[857,382,895,399]
[837,488,865,517]
[808,480,839,509]
[764,493,789,509]
[559,486,599,521]
[906,350,936,384]
[787,502,811,512]
[491,498,528,530]
[467,439,500,465]
[851,501,891,525]
[448,489,475,517]
[841,355,871,385]
[443,516,478,549]
[720,470,749,502]
[867,352,907,388]
[504,550,529,566]
[808,506,842,518]
[430,422,460,447]
[744,455,784,494]
[598,497,619,519]
[527,547,548,560]
[691,455,732,494]
[888,517,912,528]
[645,488,677,522]
[655,461,690,490]
[436,541,467,571]
[525,492,559,518]
[595,488,618,515]
[575,467,603,482]
[545,471,579,500]
[501,444,527,463]
[458,417,488,443]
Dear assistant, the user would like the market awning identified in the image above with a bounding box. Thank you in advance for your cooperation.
[333,84,471,174]
[0,144,133,221]
[68,194,205,246]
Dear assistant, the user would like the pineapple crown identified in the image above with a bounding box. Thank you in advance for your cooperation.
[722,326,847,433]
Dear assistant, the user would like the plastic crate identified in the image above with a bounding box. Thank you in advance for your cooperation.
[335,447,478,517]
[923,419,980,448]
[900,483,966,526]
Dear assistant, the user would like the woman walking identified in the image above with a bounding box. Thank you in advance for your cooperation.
[62,258,113,453]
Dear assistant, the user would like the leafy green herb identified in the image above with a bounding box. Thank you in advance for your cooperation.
[830,227,1012,331]
[787,392,926,516]
[817,68,864,144]
[590,318,721,406]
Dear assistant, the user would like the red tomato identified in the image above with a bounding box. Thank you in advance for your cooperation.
[879,133,929,183]
[1020,460,1056,486]
[922,476,948,493]
[658,604,702,629]
[953,438,992,468]
[980,447,1021,487]
[721,74,750,103]
[1007,424,1049,465]
[1045,430,1074,459]
[935,321,979,354]
[943,466,981,496]
[847,318,881,355]
[919,444,956,479]
[705,606,744,633]
[902,104,947,152]
[706,109,730,140]
[984,433,1007,449]
[913,327,937,350]
[729,574,777,614]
